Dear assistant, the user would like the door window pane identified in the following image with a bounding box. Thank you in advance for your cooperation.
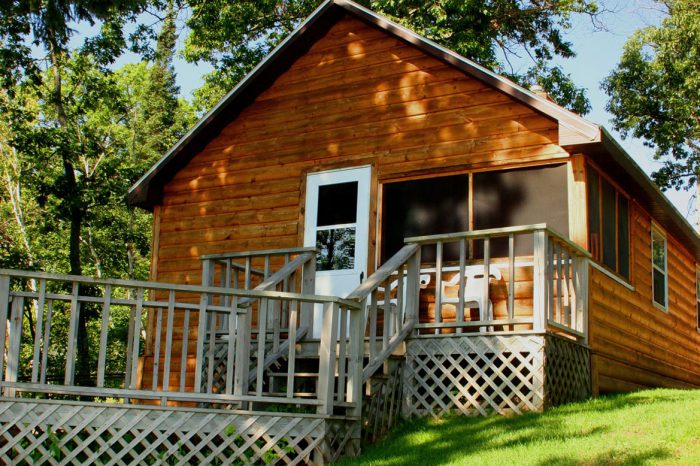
[316,228,356,271]
[317,182,358,227]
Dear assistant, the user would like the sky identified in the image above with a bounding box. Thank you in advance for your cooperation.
[113,0,696,225]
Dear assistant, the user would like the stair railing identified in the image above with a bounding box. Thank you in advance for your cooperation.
[346,243,422,384]
[199,249,317,398]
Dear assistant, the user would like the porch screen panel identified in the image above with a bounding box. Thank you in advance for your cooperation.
[473,164,569,257]
[381,175,469,262]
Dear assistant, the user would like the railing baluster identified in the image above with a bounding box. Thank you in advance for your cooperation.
[245,257,252,290]
[508,234,515,326]
[285,298,298,398]
[434,241,443,334]
[162,290,175,394]
[31,279,46,383]
[153,305,164,391]
[382,278,390,350]
[563,248,571,326]
[347,299,365,417]
[129,288,144,391]
[369,290,378,360]
[482,237,491,332]
[556,243,564,325]
[225,296,237,396]
[337,306,348,402]
[179,309,190,392]
[64,282,80,386]
[40,299,53,385]
[546,236,554,324]
[233,308,250,398]
[96,284,111,388]
[317,302,338,415]
[396,265,405,331]
[6,295,24,395]
[206,305,217,394]
[255,298,269,396]
[457,239,466,333]
[0,275,9,383]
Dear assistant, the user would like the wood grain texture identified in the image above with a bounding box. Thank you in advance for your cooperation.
[588,200,700,392]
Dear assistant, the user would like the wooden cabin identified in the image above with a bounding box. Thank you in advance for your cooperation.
[128,0,700,396]
[1,0,698,463]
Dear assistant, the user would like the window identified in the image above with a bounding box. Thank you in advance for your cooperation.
[651,227,667,309]
[381,175,469,262]
[587,165,630,279]
[474,164,569,257]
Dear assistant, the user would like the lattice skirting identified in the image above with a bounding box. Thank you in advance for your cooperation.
[362,358,403,444]
[403,335,546,417]
[0,398,358,465]
[543,334,591,407]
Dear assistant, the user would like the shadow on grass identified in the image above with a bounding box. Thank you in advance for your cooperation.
[341,390,692,465]
[540,447,671,466]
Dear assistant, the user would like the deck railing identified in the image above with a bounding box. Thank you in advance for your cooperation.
[0,269,361,413]
[405,224,590,340]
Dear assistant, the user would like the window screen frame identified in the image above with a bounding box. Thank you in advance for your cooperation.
[651,224,668,311]
[586,162,632,282]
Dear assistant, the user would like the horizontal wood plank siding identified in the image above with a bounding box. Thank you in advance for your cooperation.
[155,17,566,285]
[588,202,700,392]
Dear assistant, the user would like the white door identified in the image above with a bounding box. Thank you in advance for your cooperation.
[304,166,371,337]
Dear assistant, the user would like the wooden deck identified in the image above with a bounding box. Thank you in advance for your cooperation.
[0,224,591,464]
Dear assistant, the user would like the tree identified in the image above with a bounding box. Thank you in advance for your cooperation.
[0,0,193,383]
[183,0,599,114]
[603,0,700,192]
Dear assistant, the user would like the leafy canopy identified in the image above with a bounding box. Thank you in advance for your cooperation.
[603,0,700,191]
[183,0,598,114]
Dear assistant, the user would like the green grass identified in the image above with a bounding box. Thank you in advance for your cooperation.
[344,389,700,465]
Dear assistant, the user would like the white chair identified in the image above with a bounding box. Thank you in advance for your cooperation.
[373,274,431,334]
[441,265,502,331]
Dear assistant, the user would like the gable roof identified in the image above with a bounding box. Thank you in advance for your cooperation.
[128,0,700,259]
[127,0,600,209]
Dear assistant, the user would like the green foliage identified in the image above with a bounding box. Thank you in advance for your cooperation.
[603,0,700,190]
[184,0,597,114]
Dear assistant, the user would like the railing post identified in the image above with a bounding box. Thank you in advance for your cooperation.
[574,256,589,343]
[347,301,364,416]
[194,259,214,393]
[532,230,547,332]
[0,275,10,386]
[405,248,421,326]
[301,256,316,336]
[317,302,338,416]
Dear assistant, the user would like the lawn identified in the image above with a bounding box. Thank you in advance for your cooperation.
[344,389,700,465]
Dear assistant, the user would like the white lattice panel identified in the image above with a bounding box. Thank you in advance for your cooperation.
[403,335,545,417]
[0,399,334,465]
